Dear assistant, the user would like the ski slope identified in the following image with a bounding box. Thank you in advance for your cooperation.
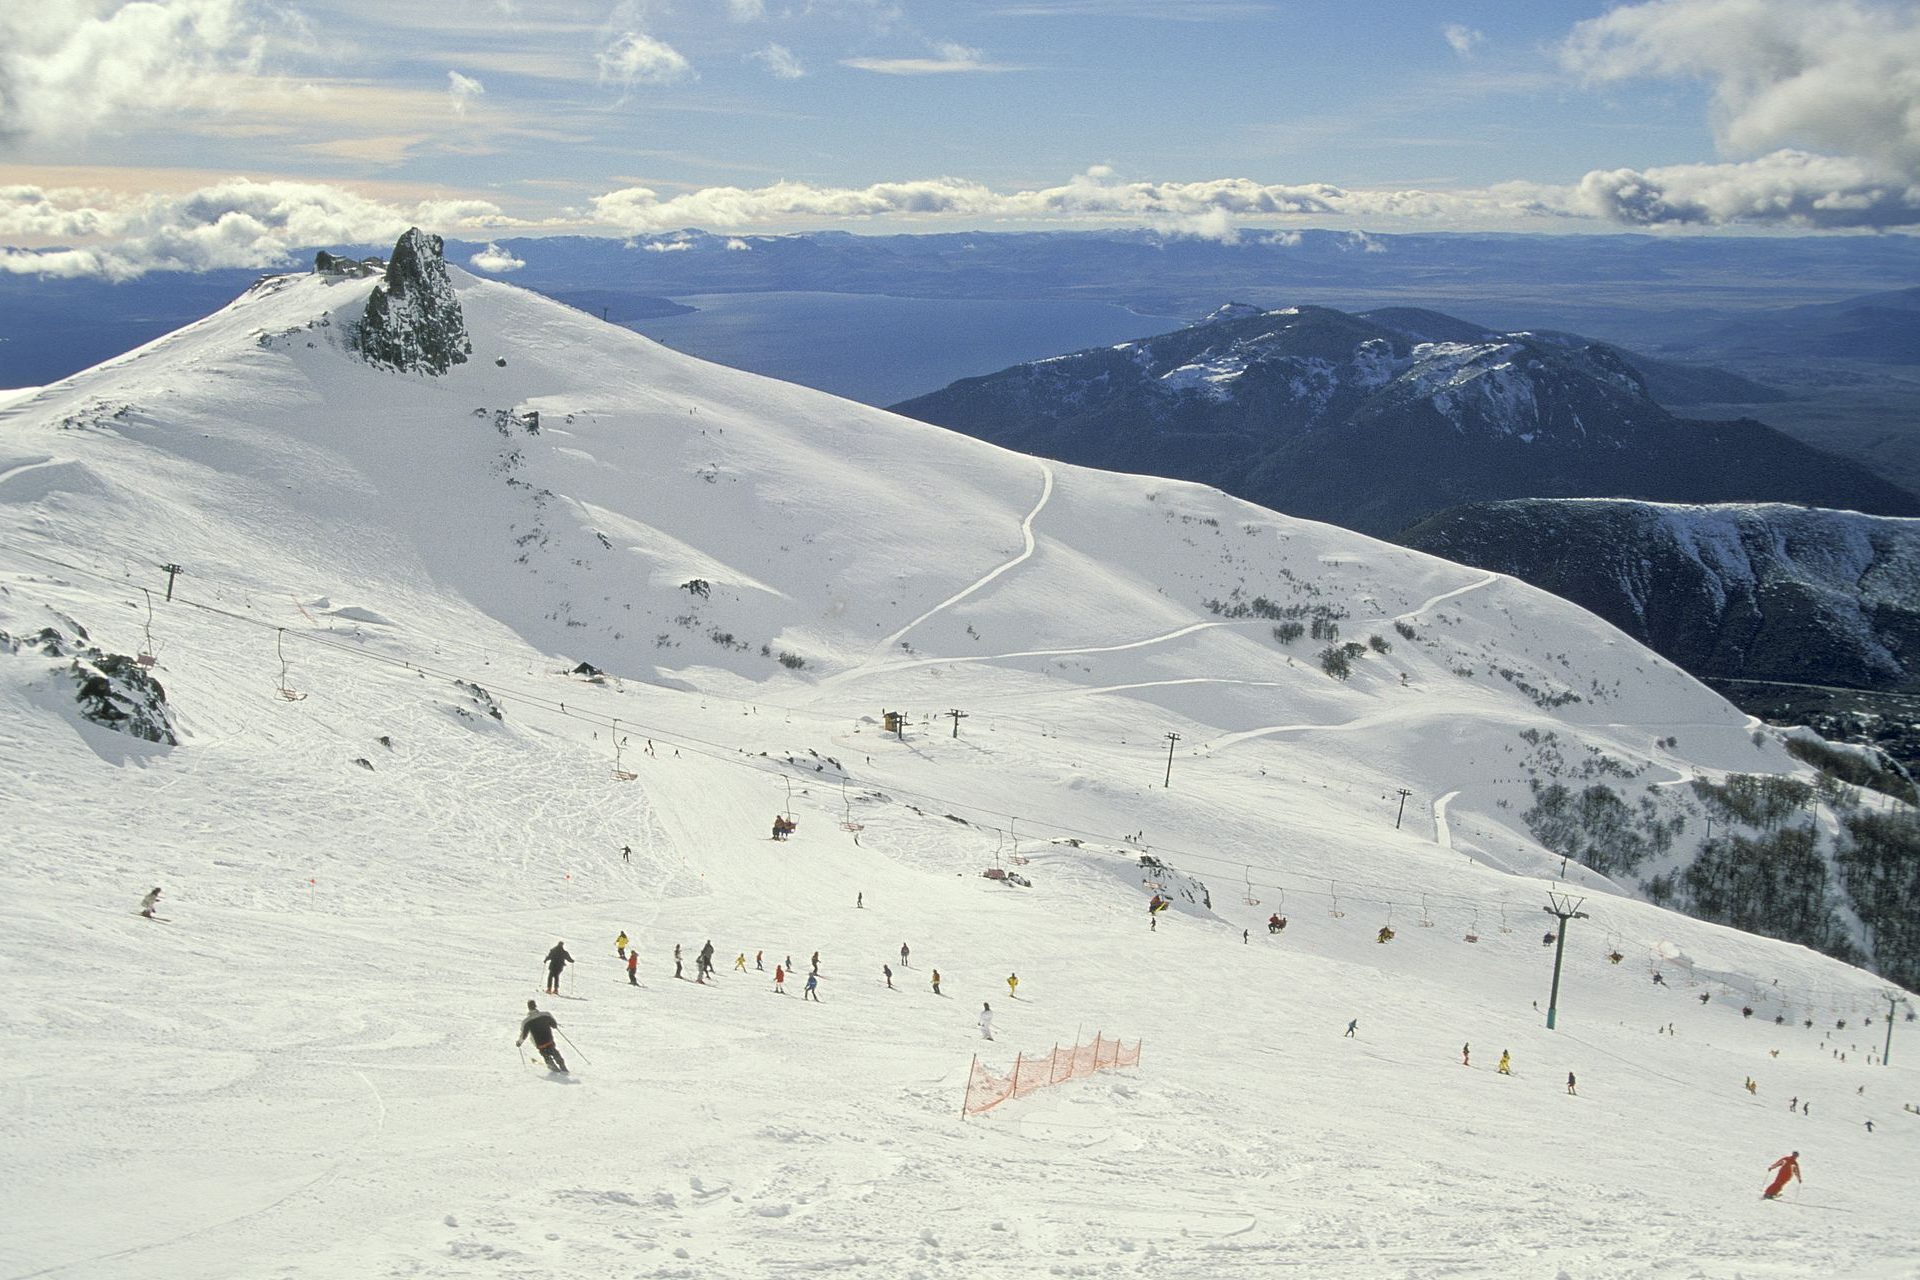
[1,261,1914,1279]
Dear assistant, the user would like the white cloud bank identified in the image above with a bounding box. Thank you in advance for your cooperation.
[0,179,546,279]
[1559,0,1920,227]
[842,42,1015,75]
[0,0,267,140]
[750,43,806,79]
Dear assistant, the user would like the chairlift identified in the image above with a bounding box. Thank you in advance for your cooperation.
[611,717,637,781]
[1465,909,1480,944]
[838,779,865,833]
[1328,879,1345,918]
[1009,817,1028,865]
[1242,867,1259,907]
[1498,904,1513,934]
[137,588,159,667]
[274,629,307,702]
[1419,894,1435,928]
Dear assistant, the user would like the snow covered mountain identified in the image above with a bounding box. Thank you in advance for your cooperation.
[890,303,1919,537]
[1401,500,1920,695]
[3,235,1916,1279]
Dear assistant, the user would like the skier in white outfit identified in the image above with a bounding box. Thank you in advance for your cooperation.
[139,887,162,918]
[979,1001,994,1040]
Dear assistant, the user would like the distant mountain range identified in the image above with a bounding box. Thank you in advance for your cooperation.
[1689,285,1920,364]
[891,303,1919,538]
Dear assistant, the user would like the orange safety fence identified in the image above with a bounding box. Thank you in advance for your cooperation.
[963,1032,1142,1116]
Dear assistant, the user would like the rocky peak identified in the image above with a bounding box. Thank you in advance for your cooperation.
[314,250,383,279]
[351,228,471,376]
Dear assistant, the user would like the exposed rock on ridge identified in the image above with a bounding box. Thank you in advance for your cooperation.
[352,229,471,376]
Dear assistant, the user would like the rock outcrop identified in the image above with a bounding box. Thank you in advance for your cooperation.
[351,229,471,376]
[3,626,179,745]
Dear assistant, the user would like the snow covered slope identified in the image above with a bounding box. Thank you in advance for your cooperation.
[2,247,1915,1279]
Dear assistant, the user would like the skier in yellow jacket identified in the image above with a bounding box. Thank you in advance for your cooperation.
[1497,1050,1512,1076]
[1007,973,1019,998]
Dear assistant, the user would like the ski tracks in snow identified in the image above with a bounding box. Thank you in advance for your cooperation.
[1398,570,1498,622]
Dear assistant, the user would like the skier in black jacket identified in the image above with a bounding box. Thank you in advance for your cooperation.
[518,1000,567,1072]
[544,941,573,994]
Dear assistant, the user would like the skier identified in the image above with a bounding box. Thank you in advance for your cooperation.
[1345,1019,1358,1038]
[755,950,764,971]
[544,941,573,994]
[616,931,628,959]
[931,968,942,996]
[1461,1043,1471,1067]
[774,964,786,994]
[517,1000,567,1073]
[621,844,631,864]
[139,886,163,918]
[1377,925,1395,944]
[1007,973,1019,998]
[1566,1072,1577,1095]
[979,1001,994,1040]
[857,892,863,909]
[1652,972,1666,986]
[1242,929,1249,944]
[698,940,715,982]
[734,953,747,972]
[673,943,684,980]
[900,943,910,967]
[804,971,820,1001]
[626,948,639,985]
[1542,931,1556,947]
[1865,1119,1874,1133]
[1788,1096,1798,1111]
[1761,1151,1801,1200]
[883,964,893,989]
[1498,1050,1512,1076]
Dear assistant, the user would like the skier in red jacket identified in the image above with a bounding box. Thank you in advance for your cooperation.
[1762,1151,1801,1200]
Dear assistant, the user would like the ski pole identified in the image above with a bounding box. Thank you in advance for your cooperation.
[557,1029,591,1066]
[517,1044,530,1070]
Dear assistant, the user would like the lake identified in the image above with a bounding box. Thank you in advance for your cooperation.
[625,291,1192,406]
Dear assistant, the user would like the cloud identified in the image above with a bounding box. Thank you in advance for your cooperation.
[724,237,752,250]
[1567,149,1920,228]
[642,238,692,251]
[1562,0,1920,176]
[749,43,806,79]
[587,167,1544,238]
[727,0,766,18]
[0,0,268,141]
[0,178,548,279]
[447,70,485,115]
[1443,24,1484,58]
[469,241,526,272]
[843,41,1018,75]
[598,30,693,89]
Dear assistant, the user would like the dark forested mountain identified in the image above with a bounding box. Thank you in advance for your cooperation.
[891,303,1919,537]
[1401,499,1920,768]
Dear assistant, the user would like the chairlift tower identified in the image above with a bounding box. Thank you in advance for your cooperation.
[1542,891,1589,1030]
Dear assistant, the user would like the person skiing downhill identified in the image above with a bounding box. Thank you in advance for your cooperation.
[544,941,573,994]
[615,931,628,958]
[674,944,684,980]
[735,953,747,972]
[1498,1050,1512,1076]
[1345,1019,1358,1038]
[1762,1151,1801,1199]
[900,943,910,967]
[883,964,893,989]
[698,940,716,982]
[774,964,786,994]
[139,886,163,918]
[804,971,820,1001]
[1566,1072,1577,1095]
[1007,973,1019,998]
[517,1000,567,1072]
[979,1002,994,1040]
[627,950,639,986]
[931,969,942,996]
[1461,1043,1471,1067]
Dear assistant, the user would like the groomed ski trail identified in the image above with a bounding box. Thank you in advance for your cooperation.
[821,462,1053,689]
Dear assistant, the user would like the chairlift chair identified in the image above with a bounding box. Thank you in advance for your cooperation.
[137,588,159,667]
[1419,894,1435,927]
[1242,867,1259,907]
[274,629,307,701]
[611,718,637,781]
[1328,879,1345,918]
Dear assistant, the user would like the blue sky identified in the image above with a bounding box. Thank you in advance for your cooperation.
[3,0,1918,276]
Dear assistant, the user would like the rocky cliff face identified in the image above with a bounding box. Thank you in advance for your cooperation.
[892,304,1919,537]
[351,229,471,376]
[2,625,178,745]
